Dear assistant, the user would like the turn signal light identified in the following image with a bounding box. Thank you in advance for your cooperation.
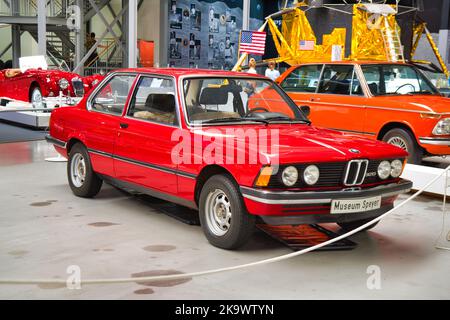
[255,166,273,187]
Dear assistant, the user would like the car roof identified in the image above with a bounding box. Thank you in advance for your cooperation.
[110,67,268,79]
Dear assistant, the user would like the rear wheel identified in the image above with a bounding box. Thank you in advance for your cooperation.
[67,143,102,198]
[382,128,422,164]
[199,174,255,249]
[338,219,379,232]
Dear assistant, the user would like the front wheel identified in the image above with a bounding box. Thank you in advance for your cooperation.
[67,143,102,198]
[338,219,379,232]
[382,128,423,164]
[30,86,44,108]
[199,174,255,250]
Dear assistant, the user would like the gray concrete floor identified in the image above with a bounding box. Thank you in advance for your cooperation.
[0,140,449,299]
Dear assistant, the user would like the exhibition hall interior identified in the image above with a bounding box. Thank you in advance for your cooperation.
[0,0,449,302]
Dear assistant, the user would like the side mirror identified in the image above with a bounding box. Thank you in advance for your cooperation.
[300,105,310,117]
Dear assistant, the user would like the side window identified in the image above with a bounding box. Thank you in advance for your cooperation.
[361,65,381,95]
[127,76,178,126]
[91,75,135,115]
[280,65,322,92]
[318,65,354,95]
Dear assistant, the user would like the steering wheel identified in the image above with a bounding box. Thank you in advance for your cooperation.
[395,83,415,94]
[245,107,269,117]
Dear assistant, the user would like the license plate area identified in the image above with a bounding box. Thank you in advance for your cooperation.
[331,196,381,214]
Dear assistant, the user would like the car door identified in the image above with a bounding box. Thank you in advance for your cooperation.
[309,64,368,135]
[279,64,323,108]
[114,75,179,195]
[84,73,136,177]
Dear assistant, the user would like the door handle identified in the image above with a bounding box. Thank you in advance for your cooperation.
[310,97,320,102]
[119,123,128,129]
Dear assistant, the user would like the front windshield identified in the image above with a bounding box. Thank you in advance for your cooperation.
[361,64,439,96]
[46,56,70,72]
[183,77,306,124]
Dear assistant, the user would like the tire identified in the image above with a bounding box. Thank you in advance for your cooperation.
[29,85,43,108]
[199,174,255,250]
[338,219,379,232]
[67,143,103,198]
[381,128,423,164]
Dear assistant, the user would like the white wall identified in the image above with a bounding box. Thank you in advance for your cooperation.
[0,26,39,62]
[137,0,161,65]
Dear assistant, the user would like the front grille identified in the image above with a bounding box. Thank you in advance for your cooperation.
[343,159,369,186]
[266,159,400,189]
[72,79,84,97]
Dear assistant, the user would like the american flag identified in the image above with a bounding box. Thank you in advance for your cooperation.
[299,40,315,51]
[239,31,266,55]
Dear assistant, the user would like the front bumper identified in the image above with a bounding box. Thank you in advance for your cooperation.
[241,179,412,224]
[419,137,450,146]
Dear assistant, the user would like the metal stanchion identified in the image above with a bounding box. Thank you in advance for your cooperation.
[436,170,450,250]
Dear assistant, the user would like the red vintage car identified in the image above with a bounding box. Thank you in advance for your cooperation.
[0,66,103,107]
[46,68,412,249]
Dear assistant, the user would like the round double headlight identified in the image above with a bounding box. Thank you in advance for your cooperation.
[58,78,69,90]
[377,161,391,180]
[281,166,298,187]
[390,159,403,178]
[303,165,320,186]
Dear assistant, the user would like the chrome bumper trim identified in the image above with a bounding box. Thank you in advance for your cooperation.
[240,179,412,205]
[419,137,450,145]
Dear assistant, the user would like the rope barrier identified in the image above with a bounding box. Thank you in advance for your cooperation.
[1,165,449,286]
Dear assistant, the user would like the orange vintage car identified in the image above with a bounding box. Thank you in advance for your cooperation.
[277,61,450,164]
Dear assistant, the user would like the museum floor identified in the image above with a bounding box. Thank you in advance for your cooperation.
[0,140,449,299]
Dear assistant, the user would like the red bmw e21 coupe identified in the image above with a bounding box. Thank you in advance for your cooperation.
[46,68,412,249]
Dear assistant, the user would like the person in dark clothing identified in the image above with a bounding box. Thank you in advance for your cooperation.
[85,32,99,67]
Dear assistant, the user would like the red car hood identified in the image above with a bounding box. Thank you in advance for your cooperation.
[193,124,408,165]
[373,95,450,114]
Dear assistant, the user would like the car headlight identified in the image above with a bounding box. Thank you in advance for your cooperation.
[282,166,298,187]
[58,78,69,90]
[303,165,319,185]
[390,159,403,178]
[432,118,450,135]
[377,161,391,180]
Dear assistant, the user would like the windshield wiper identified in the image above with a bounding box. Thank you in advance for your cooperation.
[199,117,269,125]
[264,115,310,124]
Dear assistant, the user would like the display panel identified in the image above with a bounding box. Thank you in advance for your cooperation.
[168,0,243,70]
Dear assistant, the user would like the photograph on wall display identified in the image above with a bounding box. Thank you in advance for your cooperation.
[189,34,201,60]
[190,4,201,31]
[227,16,236,34]
[169,1,183,29]
[209,6,219,33]
[224,36,235,70]
[169,31,182,59]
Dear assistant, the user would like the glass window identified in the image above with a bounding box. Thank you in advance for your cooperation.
[318,65,355,95]
[183,77,307,124]
[127,76,177,126]
[361,64,439,96]
[91,75,135,115]
[280,65,322,92]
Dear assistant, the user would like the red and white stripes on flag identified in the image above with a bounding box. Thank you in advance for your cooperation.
[299,40,315,51]
[239,30,267,56]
